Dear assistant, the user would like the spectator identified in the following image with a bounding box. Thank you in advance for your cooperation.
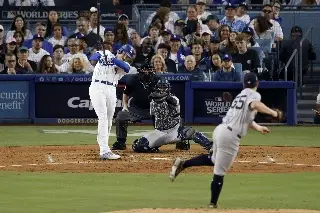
[251,16,274,40]
[27,34,50,64]
[132,37,155,68]
[23,22,53,54]
[229,31,238,53]
[220,3,246,33]
[0,25,5,47]
[213,54,242,82]
[249,4,283,41]
[279,26,315,82]
[75,33,92,58]
[48,23,68,47]
[0,25,5,71]
[315,93,320,124]
[89,7,105,39]
[148,14,166,36]
[45,10,69,38]
[232,33,260,73]
[201,30,212,57]
[5,37,18,55]
[52,45,66,72]
[6,15,32,40]
[178,55,207,81]
[61,38,94,72]
[72,16,102,48]
[16,46,37,73]
[235,3,250,24]
[157,43,177,73]
[146,0,180,32]
[209,37,222,57]
[218,24,231,41]
[160,29,172,45]
[113,23,130,51]
[13,31,24,48]
[151,54,167,73]
[272,2,283,27]
[203,15,220,38]
[186,5,198,21]
[0,53,25,74]
[191,40,208,73]
[168,35,186,68]
[118,14,136,37]
[130,31,141,49]
[103,27,119,53]
[210,54,222,72]
[242,27,260,47]
[173,19,187,40]
[143,23,162,50]
[38,55,58,74]
[67,54,90,74]
[196,0,211,21]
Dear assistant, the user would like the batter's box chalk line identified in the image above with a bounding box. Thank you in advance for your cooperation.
[0,160,319,169]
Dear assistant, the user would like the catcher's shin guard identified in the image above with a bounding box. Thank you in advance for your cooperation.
[192,132,213,151]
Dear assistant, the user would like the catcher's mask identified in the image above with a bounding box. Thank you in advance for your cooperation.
[155,78,171,96]
[138,63,156,82]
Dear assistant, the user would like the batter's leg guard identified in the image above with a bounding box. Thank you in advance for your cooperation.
[210,174,224,206]
[192,132,213,151]
[175,140,190,150]
[132,137,155,153]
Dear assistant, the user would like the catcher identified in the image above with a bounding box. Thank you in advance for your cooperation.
[169,72,283,208]
[132,78,213,153]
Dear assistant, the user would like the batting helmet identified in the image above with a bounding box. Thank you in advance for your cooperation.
[118,44,136,59]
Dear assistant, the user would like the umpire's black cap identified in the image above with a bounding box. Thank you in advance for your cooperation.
[244,72,258,88]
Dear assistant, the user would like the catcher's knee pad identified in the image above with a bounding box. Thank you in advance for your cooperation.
[132,137,151,153]
[177,126,196,141]
[192,132,213,151]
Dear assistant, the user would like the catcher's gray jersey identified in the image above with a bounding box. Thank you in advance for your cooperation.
[150,95,181,131]
[222,88,261,137]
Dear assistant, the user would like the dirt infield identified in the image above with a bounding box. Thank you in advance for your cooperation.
[107,209,320,213]
[0,145,320,173]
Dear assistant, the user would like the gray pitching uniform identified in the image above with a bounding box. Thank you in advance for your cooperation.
[211,88,261,176]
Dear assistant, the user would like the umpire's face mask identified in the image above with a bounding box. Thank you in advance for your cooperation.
[138,69,155,82]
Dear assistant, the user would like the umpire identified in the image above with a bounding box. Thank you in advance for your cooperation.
[112,63,160,150]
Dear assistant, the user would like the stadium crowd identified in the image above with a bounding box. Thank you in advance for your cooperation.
[0,0,316,82]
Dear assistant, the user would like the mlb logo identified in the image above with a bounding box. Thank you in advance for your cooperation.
[2,11,17,19]
[215,97,222,101]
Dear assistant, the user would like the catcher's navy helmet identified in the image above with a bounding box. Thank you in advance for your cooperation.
[155,78,171,94]
[118,44,136,58]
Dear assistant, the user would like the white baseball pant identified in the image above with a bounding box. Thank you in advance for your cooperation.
[89,82,117,155]
[144,124,180,149]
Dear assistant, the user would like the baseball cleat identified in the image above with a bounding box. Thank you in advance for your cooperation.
[209,203,218,208]
[169,157,185,182]
[112,141,127,150]
[100,151,121,160]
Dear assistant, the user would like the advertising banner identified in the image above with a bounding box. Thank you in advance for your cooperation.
[0,81,30,119]
[34,81,185,123]
[193,88,287,123]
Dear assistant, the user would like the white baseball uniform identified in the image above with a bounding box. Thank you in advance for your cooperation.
[89,50,129,156]
[211,88,261,176]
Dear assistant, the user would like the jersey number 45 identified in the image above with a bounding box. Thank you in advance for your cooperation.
[230,95,247,110]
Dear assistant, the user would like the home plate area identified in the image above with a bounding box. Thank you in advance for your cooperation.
[0,145,320,173]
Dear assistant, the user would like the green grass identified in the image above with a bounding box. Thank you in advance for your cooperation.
[0,172,320,213]
[0,126,319,147]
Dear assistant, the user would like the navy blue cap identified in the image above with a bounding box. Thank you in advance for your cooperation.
[162,28,172,35]
[222,54,232,61]
[32,34,44,41]
[75,32,86,40]
[244,72,258,86]
[238,2,248,10]
[225,3,236,9]
[242,26,254,35]
[104,27,114,34]
[174,19,186,26]
[170,34,181,41]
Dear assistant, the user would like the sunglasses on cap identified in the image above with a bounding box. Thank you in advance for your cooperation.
[262,9,272,13]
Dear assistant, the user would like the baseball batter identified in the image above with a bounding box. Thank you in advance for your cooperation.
[131,79,213,153]
[169,72,283,208]
[89,44,136,160]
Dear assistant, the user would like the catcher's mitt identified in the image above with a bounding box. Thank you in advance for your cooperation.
[266,108,284,122]
[148,92,167,102]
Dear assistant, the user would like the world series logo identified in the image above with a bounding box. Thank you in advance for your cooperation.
[204,92,233,116]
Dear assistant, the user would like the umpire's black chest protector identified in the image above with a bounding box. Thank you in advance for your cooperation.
[124,75,160,110]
